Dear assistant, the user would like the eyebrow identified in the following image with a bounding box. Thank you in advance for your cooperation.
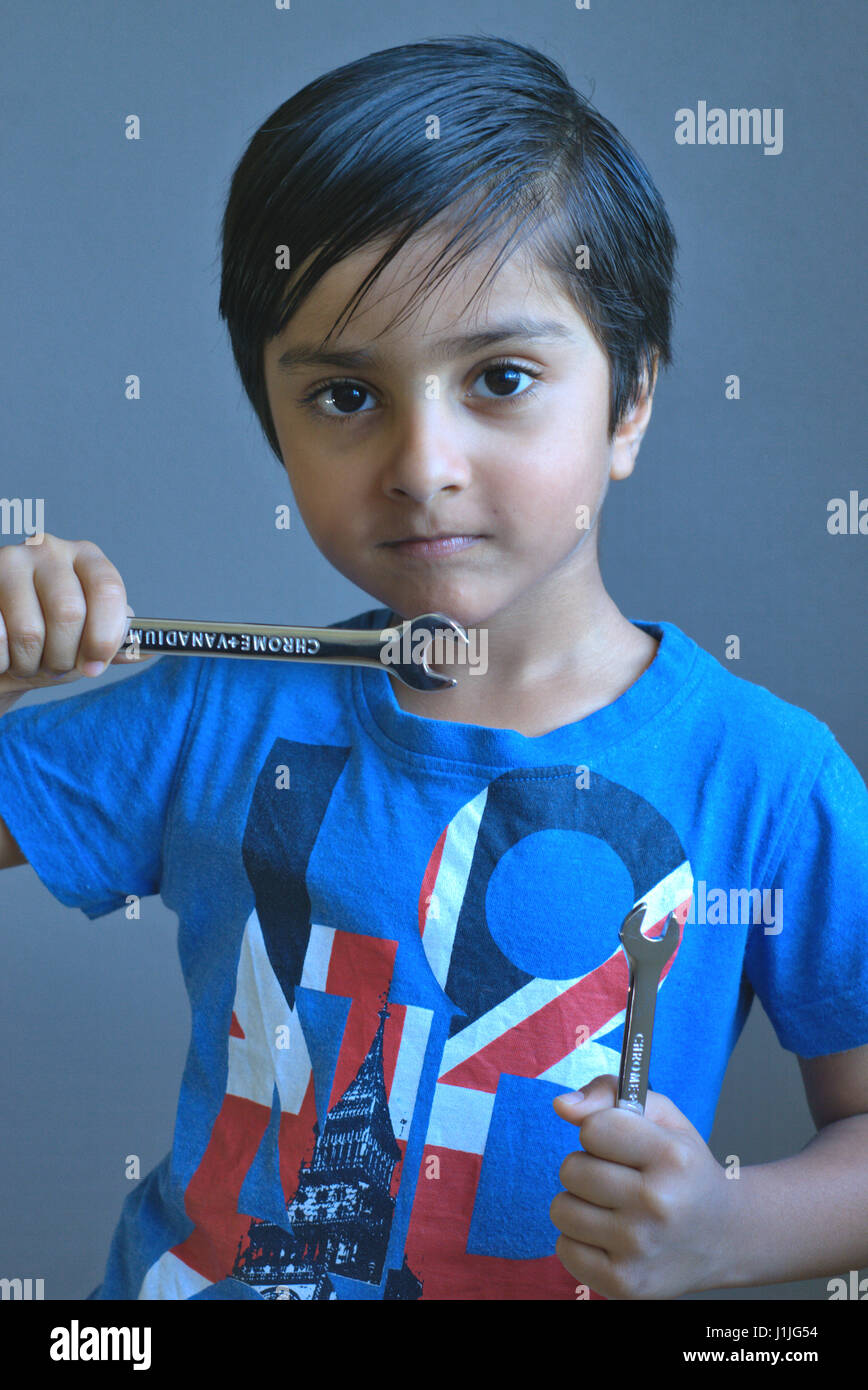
[274,317,578,373]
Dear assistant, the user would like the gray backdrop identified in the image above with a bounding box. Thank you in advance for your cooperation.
[1,0,865,1303]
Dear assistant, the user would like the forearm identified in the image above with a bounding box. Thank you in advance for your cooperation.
[709,1112,868,1290]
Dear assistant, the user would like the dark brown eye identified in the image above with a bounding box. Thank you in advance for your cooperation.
[300,379,376,419]
[473,361,539,400]
[484,367,522,395]
[327,383,368,413]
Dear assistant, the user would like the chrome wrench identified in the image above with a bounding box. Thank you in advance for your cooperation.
[116,611,469,692]
[616,903,680,1114]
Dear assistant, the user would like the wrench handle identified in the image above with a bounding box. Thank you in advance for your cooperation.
[118,618,386,668]
[616,963,661,1114]
[115,612,468,692]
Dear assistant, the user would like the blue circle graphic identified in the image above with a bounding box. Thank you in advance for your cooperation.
[485,829,634,979]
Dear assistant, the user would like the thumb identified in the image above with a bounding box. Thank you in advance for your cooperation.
[111,605,153,663]
[552,1072,618,1125]
[553,1074,700,1138]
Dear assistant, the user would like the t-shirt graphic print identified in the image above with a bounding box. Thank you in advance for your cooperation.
[139,742,692,1301]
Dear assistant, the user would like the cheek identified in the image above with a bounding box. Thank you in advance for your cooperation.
[285,463,365,560]
[289,475,339,537]
[502,456,588,519]
[497,450,605,544]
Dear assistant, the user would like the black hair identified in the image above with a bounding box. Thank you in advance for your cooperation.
[218,33,678,464]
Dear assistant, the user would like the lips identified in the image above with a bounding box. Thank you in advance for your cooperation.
[384,532,480,544]
[384,534,483,558]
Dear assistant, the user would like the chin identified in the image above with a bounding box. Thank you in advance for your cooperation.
[366,573,507,633]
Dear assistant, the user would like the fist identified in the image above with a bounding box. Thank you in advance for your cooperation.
[549,1073,736,1299]
[0,532,148,696]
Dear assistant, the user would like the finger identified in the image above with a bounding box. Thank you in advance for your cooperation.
[31,561,89,675]
[576,1082,704,1165]
[556,1072,699,1163]
[550,1188,619,1254]
[577,1100,697,1177]
[0,607,12,682]
[640,1087,706,1140]
[70,546,130,674]
[0,558,46,680]
[557,1146,637,1208]
[553,1233,623,1301]
[554,1075,656,1173]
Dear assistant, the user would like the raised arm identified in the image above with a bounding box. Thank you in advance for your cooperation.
[0,533,150,870]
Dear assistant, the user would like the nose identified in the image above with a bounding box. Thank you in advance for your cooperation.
[380,397,472,502]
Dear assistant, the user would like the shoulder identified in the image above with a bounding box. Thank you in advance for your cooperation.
[659,619,839,766]
[652,621,867,865]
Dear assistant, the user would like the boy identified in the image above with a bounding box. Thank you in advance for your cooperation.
[0,34,866,1302]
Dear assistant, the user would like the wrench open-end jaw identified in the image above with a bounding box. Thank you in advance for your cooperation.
[383,612,470,691]
[616,903,680,1115]
[118,610,470,693]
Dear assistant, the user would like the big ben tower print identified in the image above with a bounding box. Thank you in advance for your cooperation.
[232,1001,422,1298]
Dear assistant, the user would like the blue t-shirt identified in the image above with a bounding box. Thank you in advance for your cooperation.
[0,608,866,1301]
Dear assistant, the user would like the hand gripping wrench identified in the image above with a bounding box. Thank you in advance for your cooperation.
[116,611,469,692]
[616,903,680,1114]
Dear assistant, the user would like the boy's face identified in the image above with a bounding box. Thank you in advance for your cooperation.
[262,227,652,632]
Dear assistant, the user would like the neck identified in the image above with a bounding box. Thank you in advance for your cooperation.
[384,593,659,735]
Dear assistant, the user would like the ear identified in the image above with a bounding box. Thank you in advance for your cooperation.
[609,353,658,482]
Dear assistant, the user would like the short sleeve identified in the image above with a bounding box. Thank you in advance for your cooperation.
[0,655,205,920]
[743,730,868,1057]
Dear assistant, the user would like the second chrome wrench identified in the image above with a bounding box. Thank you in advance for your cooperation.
[117,612,469,692]
[616,903,680,1114]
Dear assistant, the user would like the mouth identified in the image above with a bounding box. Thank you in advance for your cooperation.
[382,534,484,558]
